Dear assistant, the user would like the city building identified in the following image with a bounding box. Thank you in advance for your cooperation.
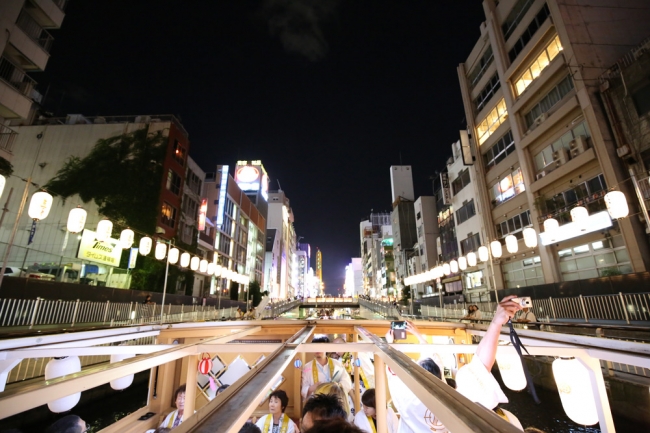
[0,0,66,162]
[390,166,417,297]
[264,190,296,299]
[455,0,650,295]
[344,257,363,296]
[315,248,322,283]
[359,212,392,297]
[295,242,311,298]
[412,196,438,298]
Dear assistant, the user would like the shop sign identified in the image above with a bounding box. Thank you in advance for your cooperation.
[440,172,451,205]
[76,229,123,267]
[198,198,207,231]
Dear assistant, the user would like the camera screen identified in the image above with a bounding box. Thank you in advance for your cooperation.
[391,321,407,330]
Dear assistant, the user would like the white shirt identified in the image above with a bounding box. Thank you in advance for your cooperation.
[353,408,399,433]
[300,357,352,399]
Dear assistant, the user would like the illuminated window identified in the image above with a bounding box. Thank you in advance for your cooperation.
[508,4,551,63]
[490,167,525,206]
[166,169,182,195]
[514,35,563,96]
[173,140,186,166]
[524,75,574,128]
[161,202,177,228]
[477,98,508,145]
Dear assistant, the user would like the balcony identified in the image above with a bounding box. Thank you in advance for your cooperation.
[17,10,54,53]
[0,56,36,119]
[0,124,18,154]
[0,56,37,97]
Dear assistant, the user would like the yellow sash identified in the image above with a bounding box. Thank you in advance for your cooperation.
[367,416,377,433]
[262,413,290,433]
[494,407,509,422]
[312,358,335,384]
[165,410,180,428]
[359,366,370,390]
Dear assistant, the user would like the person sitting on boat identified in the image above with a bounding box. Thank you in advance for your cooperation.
[255,390,298,433]
[301,336,352,400]
[300,393,347,431]
[353,389,399,433]
[160,384,186,428]
[313,382,353,422]
[329,337,374,394]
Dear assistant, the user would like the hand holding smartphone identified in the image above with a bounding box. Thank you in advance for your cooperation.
[391,320,407,340]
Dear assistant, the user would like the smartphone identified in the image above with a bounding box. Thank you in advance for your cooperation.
[512,297,532,308]
[391,320,407,340]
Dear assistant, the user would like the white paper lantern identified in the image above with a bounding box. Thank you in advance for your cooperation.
[199,259,208,273]
[214,264,223,277]
[467,252,477,267]
[553,358,599,426]
[496,354,527,391]
[505,235,518,254]
[458,256,467,271]
[190,256,200,271]
[28,191,53,220]
[67,207,87,233]
[155,243,167,260]
[96,219,113,242]
[0,174,5,199]
[605,191,629,219]
[139,237,152,255]
[435,266,443,279]
[109,353,135,390]
[490,240,503,258]
[442,263,451,276]
[544,218,559,241]
[180,252,190,267]
[570,206,589,231]
[207,262,216,275]
[45,356,81,412]
[478,246,489,262]
[119,229,134,249]
[523,227,538,248]
[168,248,180,264]
[450,260,459,274]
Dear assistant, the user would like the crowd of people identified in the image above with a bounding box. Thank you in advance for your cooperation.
[43,296,545,433]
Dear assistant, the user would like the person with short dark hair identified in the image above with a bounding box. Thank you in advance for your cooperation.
[160,384,186,428]
[301,336,352,399]
[301,393,347,431]
[353,389,399,433]
[45,415,87,433]
[239,422,262,433]
[216,384,230,396]
[255,390,297,433]
[304,418,365,433]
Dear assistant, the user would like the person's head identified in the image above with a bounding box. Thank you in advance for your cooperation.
[146,295,151,300]
[418,358,442,379]
[301,393,346,431]
[332,337,346,357]
[268,389,289,414]
[238,422,262,433]
[474,305,480,311]
[45,415,87,433]
[523,307,530,312]
[173,384,186,411]
[312,336,330,360]
[216,384,230,396]
[314,382,351,418]
[361,388,376,418]
[303,419,365,433]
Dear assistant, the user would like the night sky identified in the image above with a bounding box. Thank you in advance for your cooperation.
[38,1,485,293]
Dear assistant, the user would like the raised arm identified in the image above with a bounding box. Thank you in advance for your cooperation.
[474,296,521,371]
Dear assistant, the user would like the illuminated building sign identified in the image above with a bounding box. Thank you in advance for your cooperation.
[198,198,207,231]
[235,160,269,201]
[539,211,613,246]
[76,229,123,267]
[440,172,451,205]
[261,173,269,201]
[216,165,229,228]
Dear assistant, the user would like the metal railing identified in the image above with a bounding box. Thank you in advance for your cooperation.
[0,124,17,153]
[16,10,54,53]
[259,299,301,319]
[358,298,401,318]
[0,56,37,97]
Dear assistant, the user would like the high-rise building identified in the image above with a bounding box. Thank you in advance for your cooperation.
[264,190,296,299]
[412,197,438,298]
[315,248,322,283]
[344,258,363,296]
[0,0,66,162]
[360,212,393,297]
[390,166,415,203]
[456,0,650,294]
[390,166,418,296]
[295,242,311,298]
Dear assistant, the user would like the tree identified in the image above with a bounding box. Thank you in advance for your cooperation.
[0,156,13,176]
[249,280,262,307]
[229,281,239,301]
[400,285,411,306]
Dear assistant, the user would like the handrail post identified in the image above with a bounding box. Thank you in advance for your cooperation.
[70,299,80,327]
[28,297,41,329]
[579,295,589,323]
[618,292,631,324]
[549,297,557,321]
[102,301,110,324]
[180,304,184,322]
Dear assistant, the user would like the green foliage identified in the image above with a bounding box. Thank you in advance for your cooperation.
[0,157,13,176]
[600,268,622,277]
[400,285,411,306]
[229,281,240,301]
[249,280,262,307]
[44,128,167,234]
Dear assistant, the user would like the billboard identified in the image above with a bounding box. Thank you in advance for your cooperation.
[76,229,123,267]
[235,160,269,201]
[198,198,207,231]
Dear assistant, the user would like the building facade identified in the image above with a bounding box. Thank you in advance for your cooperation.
[413,196,438,298]
[389,166,418,296]
[360,212,393,298]
[344,257,363,296]
[264,190,296,299]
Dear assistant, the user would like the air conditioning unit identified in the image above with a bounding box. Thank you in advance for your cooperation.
[569,135,588,155]
[536,171,547,180]
[553,148,569,165]
[617,144,631,158]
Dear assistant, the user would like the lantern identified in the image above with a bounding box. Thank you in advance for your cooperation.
[139,237,152,255]
[442,263,451,276]
[523,227,538,248]
[168,248,180,264]
[544,218,559,241]
[67,207,87,233]
[199,259,208,273]
[570,206,589,231]
[155,243,167,260]
[214,264,223,277]
[207,262,216,275]
[435,266,443,278]
[505,235,518,254]
[467,252,477,267]
[198,353,213,375]
[109,353,135,390]
[605,191,628,219]
[490,240,503,258]
[478,246,489,262]
[120,229,134,249]
[0,174,5,198]
[552,358,598,426]
[180,252,190,267]
[96,219,113,242]
[496,354,527,391]
[190,256,200,271]
[45,356,81,412]
[28,191,53,220]
[458,256,467,271]
[294,359,303,369]
[450,260,459,274]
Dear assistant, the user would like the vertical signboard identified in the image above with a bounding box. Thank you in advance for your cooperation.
[460,130,474,166]
[440,172,451,205]
[198,198,207,231]
[128,247,139,269]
